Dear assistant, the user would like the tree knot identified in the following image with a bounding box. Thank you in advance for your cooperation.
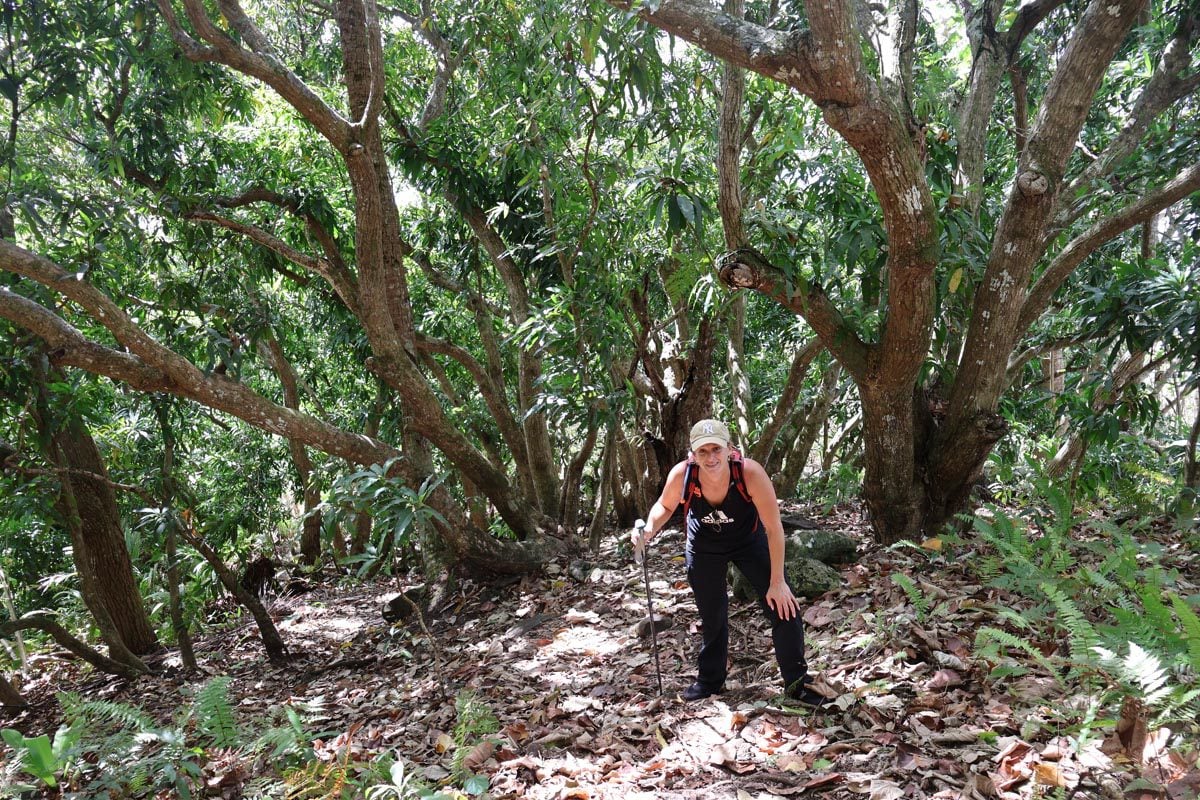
[716,248,770,289]
[1017,170,1048,196]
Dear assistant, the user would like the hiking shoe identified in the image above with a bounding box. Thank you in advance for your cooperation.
[682,682,723,701]
[785,679,829,708]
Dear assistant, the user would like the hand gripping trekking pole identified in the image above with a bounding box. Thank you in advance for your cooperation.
[633,519,664,696]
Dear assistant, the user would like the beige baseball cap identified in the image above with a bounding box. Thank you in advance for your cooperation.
[690,419,731,450]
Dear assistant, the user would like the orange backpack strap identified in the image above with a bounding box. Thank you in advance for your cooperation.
[681,454,702,519]
[728,448,752,502]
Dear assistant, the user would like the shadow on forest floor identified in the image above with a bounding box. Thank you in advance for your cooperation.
[3,500,1200,798]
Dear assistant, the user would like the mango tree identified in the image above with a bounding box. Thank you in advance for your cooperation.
[606,0,1200,542]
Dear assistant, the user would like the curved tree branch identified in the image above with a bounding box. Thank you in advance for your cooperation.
[604,1,827,97]
[1021,162,1200,332]
[156,0,353,150]
[0,285,557,572]
[212,187,353,277]
[415,332,529,471]
[1005,0,1073,54]
[0,612,146,680]
[185,210,361,315]
[716,247,870,380]
[1055,9,1199,228]
[947,0,1149,421]
[0,284,398,466]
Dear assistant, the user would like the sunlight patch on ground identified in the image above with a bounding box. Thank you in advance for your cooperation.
[277,610,367,639]
[501,612,627,688]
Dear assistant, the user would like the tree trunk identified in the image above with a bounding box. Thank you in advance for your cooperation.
[0,557,26,669]
[351,381,388,556]
[589,422,618,551]
[751,338,823,464]
[29,357,158,656]
[860,384,933,544]
[460,475,489,533]
[779,362,843,494]
[1182,395,1200,518]
[179,520,289,663]
[612,425,647,527]
[153,401,197,672]
[260,336,323,565]
[822,411,862,473]
[560,411,601,540]
[955,0,1009,215]
[1047,350,1149,478]
[48,423,160,656]
[656,315,719,465]
[0,673,26,708]
[726,296,753,444]
[1041,349,1065,393]
[794,362,844,478]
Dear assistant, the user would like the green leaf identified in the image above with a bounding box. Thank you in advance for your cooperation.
[463,774,489,794]
[676,193,696,225]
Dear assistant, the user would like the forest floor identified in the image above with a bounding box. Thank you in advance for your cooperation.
[3,500,1200,799]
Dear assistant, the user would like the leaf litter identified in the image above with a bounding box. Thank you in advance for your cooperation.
[2,500,1199,799]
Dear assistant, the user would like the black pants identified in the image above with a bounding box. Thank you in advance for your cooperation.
[685,530,807,690]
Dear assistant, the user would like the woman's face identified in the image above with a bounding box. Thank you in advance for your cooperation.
[693,442,728,472]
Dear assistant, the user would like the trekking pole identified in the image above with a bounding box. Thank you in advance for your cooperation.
[633,519,664,696]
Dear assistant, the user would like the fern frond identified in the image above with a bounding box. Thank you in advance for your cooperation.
[975,627,1060,679]
[1170,593,1200,671]
[1139,586,1179,647]
[1126,642,1171,704]
[1081,567,1120,598]
[1042,582,1100,661]
[192,676,239,748]
[994,607,1034,631]
[284,760,349,800]
[976,556,1003,583]
[1166,686,1200,712]
[253,725,303,759]
[1094,642,1172,706]
[890,574,929,620]
[451,690,498,778]
[64,697,155,733]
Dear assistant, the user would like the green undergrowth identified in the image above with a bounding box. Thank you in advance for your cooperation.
[958,483,1200,749]
[1,681,495,799]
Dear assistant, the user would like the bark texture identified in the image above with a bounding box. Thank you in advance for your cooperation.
[33,379,158,657]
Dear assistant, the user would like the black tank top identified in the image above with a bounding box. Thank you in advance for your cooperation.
[686,474,763,544]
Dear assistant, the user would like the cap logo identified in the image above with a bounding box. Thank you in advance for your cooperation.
[702,423,714,434]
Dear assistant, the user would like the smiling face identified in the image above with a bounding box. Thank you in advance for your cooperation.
[693,441,729,474]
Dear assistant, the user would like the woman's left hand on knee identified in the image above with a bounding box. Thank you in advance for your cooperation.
[766,581,799,620]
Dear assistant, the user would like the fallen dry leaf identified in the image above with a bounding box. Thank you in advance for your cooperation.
[460,739,496,771]
[869,779,906,800]
[804,604,836,628]
[1168,769,1200,799]
[776,754,808,771]
[801,772,845,790]
[993,739,1035,791]
[1033,762,1067,788]
[925,669,964,690]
